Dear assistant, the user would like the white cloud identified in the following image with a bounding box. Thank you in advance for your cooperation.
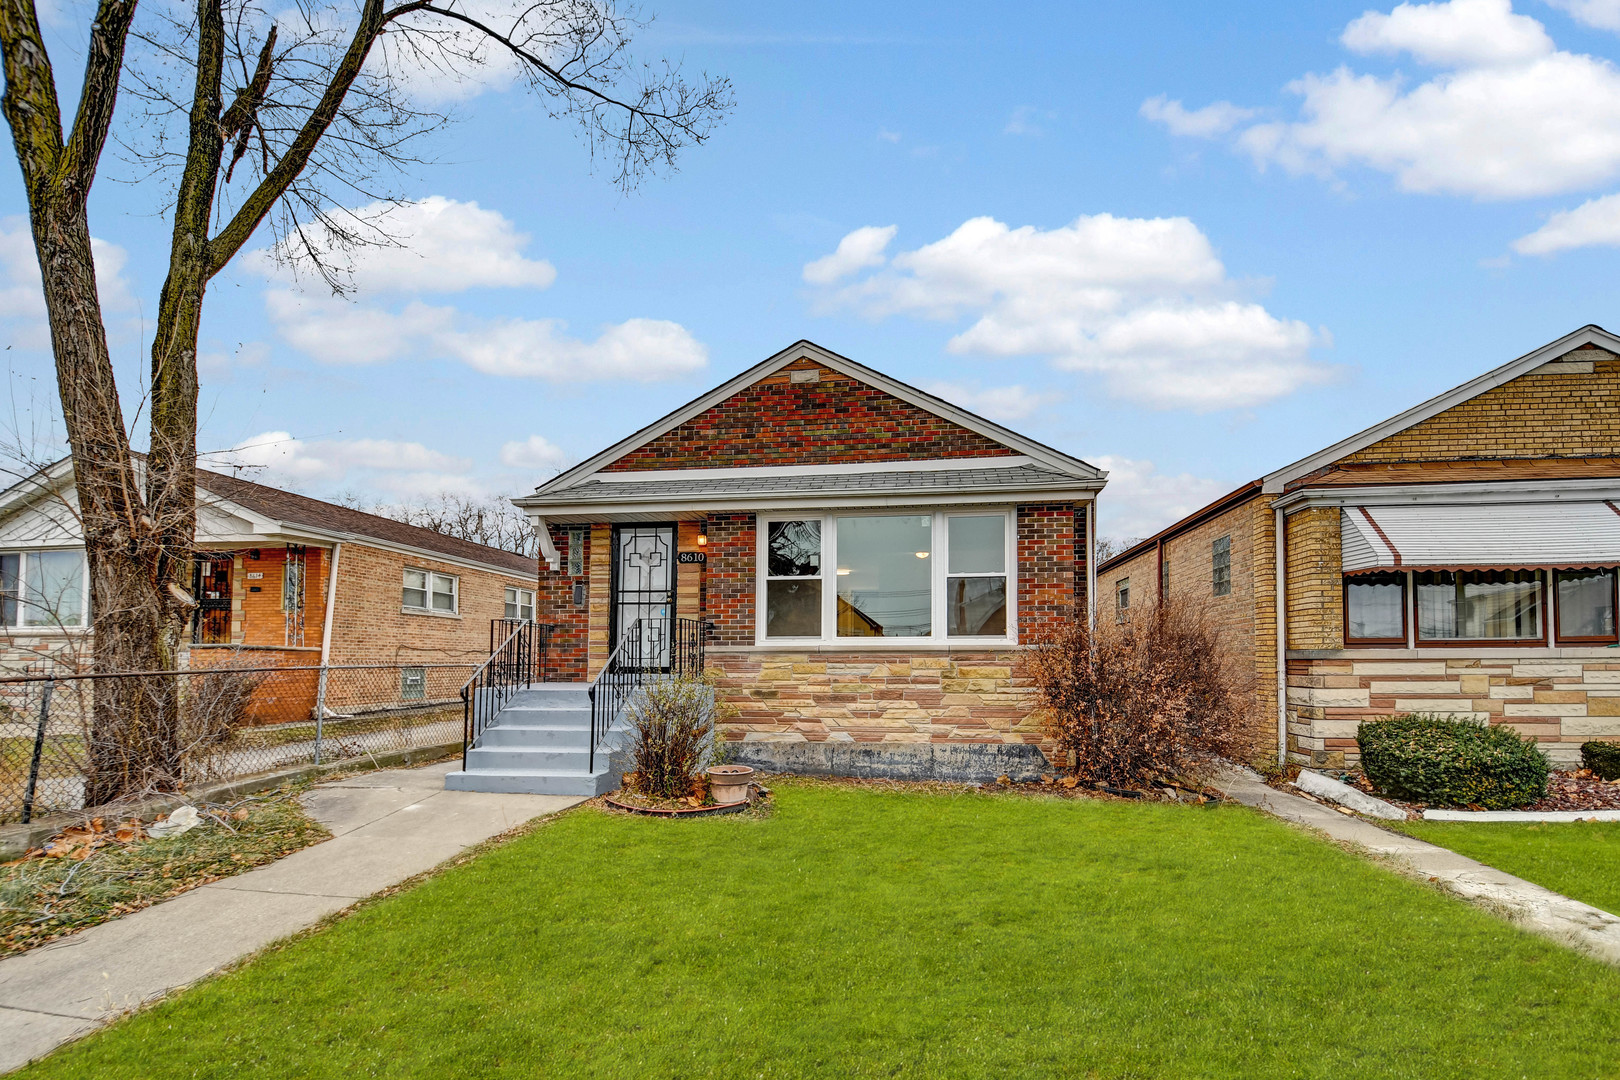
[500,434,569,472]
[213,430,476,497]
[1511,190,1620,252]
[802,225,898,284]
[921,381,1054,422]
[1341,0,1551,66]
[1004,105,1055,136]
[268,197,556,294]
[1139,96,1256,137]
[1090,455,1230,542]
[1,216,134,349]
[1163,1,1620,201]
[1546,0,1620,32]
[810,214,1331,411]
[439,316,707,380]
[258,196,707,381]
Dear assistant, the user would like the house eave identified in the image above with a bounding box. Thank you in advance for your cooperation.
[517,484,1101,522]
[1271,476,1620,514]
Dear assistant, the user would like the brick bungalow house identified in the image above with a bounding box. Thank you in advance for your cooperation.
[511,339,1104,775]
[0,461,538,690]
[1097,324,1620,768]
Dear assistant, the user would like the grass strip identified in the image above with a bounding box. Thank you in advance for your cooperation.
[1392,819,1620,916]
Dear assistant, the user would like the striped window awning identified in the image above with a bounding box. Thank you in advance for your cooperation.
[1340,502,1620,574]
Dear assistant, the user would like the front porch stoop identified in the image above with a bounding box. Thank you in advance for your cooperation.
[444,684,623,798]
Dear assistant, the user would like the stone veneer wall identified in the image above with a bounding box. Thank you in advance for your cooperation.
[1286,651,1620,768]
[708,649,1046,749]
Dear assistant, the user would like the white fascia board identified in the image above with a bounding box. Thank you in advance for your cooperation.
[528,340,1105,497]
[525,486,1099,521]
[1260,325,1620,494]
[0,458,74,519]
[1273,477,1620,514]
[586,456,1036,484]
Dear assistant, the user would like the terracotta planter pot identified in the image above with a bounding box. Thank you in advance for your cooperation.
[708,764,755,805]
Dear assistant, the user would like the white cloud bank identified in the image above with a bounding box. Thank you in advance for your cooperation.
[500,434,569,471]
[260,197,707,381]
[1091,455,1230,542]
[1547,0,1620,32]
[213,430,479,498]
[1149,0,1620,201]
[1512,191,1620,253]
[921,381,1054,422]
[806,214,1330,411]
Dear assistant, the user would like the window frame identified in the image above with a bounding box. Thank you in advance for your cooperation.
[753,510,1017,646]
[1552,567,1620,646]
[0,548,90,630]
[402,567,460,617]
[1411,569,1548,647]
[1211,535,1232,597]
[1343,571,1409,646]
[504,586,536,622]
[1115,576,1130,623]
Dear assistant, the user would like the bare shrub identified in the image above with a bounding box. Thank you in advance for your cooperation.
[624,675,730,799]
[1026,598,1254,788]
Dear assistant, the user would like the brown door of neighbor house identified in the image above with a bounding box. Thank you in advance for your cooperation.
[193,557,233,644]
[610,524,675,670]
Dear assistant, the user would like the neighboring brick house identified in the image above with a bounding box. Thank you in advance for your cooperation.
[1098,324,1620,768]
[0,461,538,689]
[513,340,1105,768]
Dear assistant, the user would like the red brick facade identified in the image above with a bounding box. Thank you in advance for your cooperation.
[602,360,1019,472]
[1016,503,1085,645]
[706,513,756,645]
[538,525,593,681]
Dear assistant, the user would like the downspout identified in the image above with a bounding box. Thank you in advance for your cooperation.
[319,542,341,667]
[1273,506,1287,767]
[1086,497,1097,636]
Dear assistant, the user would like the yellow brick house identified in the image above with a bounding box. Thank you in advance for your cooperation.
[1097,324,1620,767]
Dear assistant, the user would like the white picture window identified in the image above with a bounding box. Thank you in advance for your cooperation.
[403,568,458,614]
[0,550,88,628]
[756,512,1015,644]
[505,586,535,622]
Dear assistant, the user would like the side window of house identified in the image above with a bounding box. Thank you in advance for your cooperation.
[400,666,426,700]
[945,514,1007,637]
[1211,536,1231,597]
[567,528,585,576]
[403,568,458,614]
[765,519,823,637]
[1,550,88,628]
[1116,577,1130,621]
[504,586,535,622]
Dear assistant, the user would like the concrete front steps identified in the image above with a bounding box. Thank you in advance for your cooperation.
[444,684,621,797]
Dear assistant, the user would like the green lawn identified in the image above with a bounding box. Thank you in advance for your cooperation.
[19,782,1620,1079]
[1395,820,1620,916]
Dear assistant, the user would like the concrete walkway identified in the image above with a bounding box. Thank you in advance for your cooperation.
[1216,767,1620,967]
[0,761,583,1073]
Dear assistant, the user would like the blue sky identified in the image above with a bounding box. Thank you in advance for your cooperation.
[6,0,1620,542]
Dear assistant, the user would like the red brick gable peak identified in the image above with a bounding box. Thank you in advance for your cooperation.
[599,359,1022,472]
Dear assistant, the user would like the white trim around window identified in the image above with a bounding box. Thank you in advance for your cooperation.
[754,510,1017,647]
[403,567,459,616]
[504,586,536,622]
[0,548,90,629]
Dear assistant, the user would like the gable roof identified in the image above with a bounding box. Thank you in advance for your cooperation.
[0,457,537,578]
[193,468,538,577]
[1261,324,1620,493]
[521,340,1104,504]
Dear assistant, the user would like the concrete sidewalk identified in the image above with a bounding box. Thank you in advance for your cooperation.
[0,762,583,1073]
[1216,767,1620,967]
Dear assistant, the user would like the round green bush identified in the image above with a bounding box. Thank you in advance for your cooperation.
[1582,740,1620,781]
[1357,714,1549,809]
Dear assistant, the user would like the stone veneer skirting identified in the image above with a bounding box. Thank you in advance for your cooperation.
[708,648,1046,750]
[1287,649,1620,768]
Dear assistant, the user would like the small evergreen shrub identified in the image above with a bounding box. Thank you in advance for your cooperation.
[1582,741,1620,781]
[1357,714,1549,809]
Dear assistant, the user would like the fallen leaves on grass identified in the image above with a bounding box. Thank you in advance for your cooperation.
[0,785,330,957]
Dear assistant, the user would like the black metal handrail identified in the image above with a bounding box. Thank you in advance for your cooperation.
[459,620,557,768]
[587,617,709,772]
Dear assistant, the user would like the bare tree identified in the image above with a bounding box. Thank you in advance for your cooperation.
[0,0,731,803]
[1094,535,1146,565]
[345,491,539,557]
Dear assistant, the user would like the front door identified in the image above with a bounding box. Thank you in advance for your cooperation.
[611,524,675,669]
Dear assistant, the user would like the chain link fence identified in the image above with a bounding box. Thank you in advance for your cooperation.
[0,663,475,825]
